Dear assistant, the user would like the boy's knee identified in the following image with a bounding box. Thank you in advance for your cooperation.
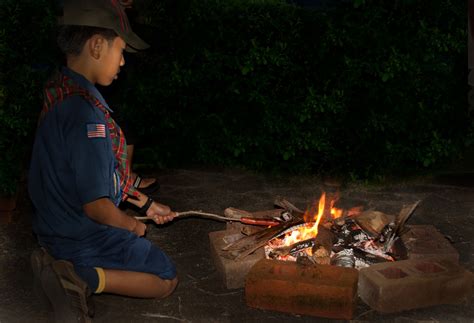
[165,277,178,298]
[156,277,178,299]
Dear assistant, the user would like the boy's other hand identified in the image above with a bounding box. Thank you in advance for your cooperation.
[133,219,146,236]
[146,201,176,225]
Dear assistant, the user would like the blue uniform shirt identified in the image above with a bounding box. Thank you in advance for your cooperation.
[28,67,122,253]
[29,68,177,282]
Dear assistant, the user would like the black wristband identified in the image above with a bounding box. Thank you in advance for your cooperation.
[138,197,153,215]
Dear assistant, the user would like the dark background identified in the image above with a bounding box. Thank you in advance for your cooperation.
[0,0,471,196]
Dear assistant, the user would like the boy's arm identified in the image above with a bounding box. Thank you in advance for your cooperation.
[126,191,176,225]
[83,198,146,236]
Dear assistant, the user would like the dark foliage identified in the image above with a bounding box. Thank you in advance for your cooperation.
[117,0,468,178]
[0,0,469,193]
[0,0,58,195]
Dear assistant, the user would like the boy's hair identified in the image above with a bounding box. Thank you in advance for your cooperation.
[57,25,118,56]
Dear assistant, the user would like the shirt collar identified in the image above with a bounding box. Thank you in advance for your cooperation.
[61,66,113,113]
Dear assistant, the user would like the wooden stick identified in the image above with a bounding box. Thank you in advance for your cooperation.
[135,211,233,222]
[273,196,305,214]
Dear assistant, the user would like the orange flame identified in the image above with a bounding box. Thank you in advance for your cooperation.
[280,191,344,247]
[281,192,326,246]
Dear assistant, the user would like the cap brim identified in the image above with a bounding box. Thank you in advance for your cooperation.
[124,45,137,53]
[121,30,150,52]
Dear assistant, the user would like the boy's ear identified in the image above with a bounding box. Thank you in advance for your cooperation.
[88,35,105,59]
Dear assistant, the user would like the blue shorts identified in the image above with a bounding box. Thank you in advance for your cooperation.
[41,226,176,290]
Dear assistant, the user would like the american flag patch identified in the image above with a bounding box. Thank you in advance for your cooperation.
[86,123,106,138]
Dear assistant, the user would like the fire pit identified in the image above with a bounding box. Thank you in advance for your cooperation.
[208,192,473,319]
[223,193,414,268]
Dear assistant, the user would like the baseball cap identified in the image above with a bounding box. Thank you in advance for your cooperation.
[60,0,149,52]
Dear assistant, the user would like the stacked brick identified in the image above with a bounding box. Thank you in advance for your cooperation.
[210,223,472,318]
[245,259,359,319]
[358,259,473,313]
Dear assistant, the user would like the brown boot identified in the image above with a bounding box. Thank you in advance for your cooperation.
[31,248,55,309]
[41,259,93,323]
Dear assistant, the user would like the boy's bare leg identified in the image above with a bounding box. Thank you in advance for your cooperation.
[103,269,178,299]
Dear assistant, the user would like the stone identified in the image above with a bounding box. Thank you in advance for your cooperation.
[245,259,359,320]
[209,229,265,289]
[401,225,459,263]
[358,259,473,313]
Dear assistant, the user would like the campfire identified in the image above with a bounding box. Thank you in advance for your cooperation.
[223,193,419,269]
[263,192,406,268]
[209,192,471,319]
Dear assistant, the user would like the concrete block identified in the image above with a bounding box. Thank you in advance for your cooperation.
[209,230,265,289]
[401,225,459,263]
[246,259,359,320]
[358,259,473,313]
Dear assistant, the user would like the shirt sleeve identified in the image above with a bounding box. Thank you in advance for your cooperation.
[59,96,112,205]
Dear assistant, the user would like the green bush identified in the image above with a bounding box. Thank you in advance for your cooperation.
[116,0,468,178]
[0,0,57,195]
[1,0,469,186]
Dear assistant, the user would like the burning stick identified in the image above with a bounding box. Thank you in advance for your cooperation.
[268,238,316,258]
[267,226,335,260]
[223,219,304,260]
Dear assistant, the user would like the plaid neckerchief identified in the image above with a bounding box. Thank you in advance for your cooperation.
[42,72,139,201]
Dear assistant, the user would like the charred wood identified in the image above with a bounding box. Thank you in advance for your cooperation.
[222,219,305,260]
[273,196,305,218]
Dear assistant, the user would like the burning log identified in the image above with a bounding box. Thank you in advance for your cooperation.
[222,219,305,261]
[266,225,335,263]
[268,238,316,258]
[310,226,334,264]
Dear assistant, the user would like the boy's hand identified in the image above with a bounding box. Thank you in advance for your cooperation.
[133,219,147,236]
[146,201,176,225]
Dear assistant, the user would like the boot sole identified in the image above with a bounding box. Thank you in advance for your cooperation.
[41,260,92,323]
[30,248,54,310]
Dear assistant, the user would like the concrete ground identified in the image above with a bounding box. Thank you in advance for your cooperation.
[0,167,473,323]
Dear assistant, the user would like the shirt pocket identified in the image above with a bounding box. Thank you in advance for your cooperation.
[112,170,122,206]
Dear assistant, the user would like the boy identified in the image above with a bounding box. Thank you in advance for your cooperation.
[28,1,178,321]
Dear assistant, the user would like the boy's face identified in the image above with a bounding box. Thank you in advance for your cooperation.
[96,36,126,86]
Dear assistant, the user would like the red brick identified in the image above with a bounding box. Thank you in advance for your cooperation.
[245,259,359,320]
[358,259,473,313]
[209,230,265,289]
[401,225,459,263]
